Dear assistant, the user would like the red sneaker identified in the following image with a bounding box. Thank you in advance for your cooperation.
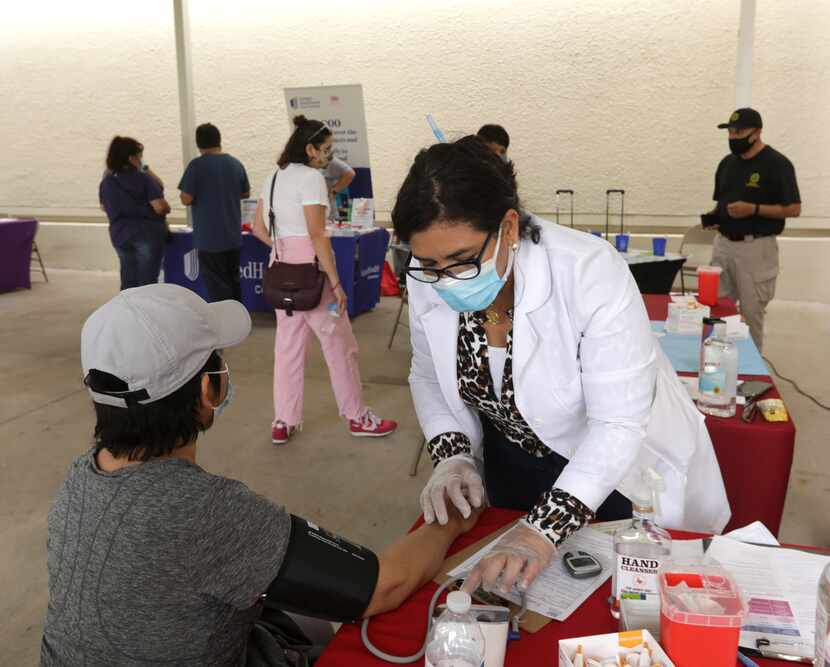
[349,410,397,438]
[271,421,297,445]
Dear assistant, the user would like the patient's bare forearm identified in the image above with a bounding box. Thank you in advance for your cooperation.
[363,512,478,617]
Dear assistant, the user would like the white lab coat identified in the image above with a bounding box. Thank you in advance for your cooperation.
[407,216,731,533]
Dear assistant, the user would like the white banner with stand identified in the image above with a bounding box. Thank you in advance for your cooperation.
[284,84,373,200]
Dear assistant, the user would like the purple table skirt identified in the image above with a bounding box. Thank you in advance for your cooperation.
[0,218,38,292]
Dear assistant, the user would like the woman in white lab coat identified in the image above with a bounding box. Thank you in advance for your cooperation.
[391,137,730,593]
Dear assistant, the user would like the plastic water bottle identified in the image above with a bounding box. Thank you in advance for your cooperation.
[697,320,738,417]
[320,303,339,336]
[425,591,485,667]
[816,562,830,665]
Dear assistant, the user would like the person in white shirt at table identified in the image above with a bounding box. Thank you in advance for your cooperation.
[390,135,731,595]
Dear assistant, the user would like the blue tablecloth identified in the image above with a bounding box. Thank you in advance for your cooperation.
[163,228,389,317]
[650,321,769,375]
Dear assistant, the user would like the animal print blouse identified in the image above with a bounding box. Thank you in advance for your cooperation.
[427,310,594,546]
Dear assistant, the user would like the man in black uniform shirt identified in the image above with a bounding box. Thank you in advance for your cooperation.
[705,107,801,351]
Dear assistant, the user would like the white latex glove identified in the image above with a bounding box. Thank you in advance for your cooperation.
[420,455,485,525]
[462,520,555,595]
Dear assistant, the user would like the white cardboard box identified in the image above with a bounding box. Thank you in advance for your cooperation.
[665,301,711,334]
[559,630,675,667]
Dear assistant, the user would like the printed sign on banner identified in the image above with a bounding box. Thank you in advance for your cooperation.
[284,84,373,199]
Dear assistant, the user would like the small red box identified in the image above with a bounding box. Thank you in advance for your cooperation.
[659,564,746,667]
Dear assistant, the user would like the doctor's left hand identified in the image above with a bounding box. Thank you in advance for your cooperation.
[461,520,554,596]
[420,456,485,525]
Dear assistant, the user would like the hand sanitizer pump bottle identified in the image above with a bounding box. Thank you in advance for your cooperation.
[610,468,672,620]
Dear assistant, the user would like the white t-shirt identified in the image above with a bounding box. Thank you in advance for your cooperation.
[259,163,329,238]
[488,346,507,399]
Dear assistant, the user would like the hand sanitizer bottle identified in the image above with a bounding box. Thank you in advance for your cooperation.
[610,468,672,619]
[697,320,738,417]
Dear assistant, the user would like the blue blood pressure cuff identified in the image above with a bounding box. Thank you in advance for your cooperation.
[266,515,379,623]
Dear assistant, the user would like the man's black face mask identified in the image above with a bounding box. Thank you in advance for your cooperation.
[729,132,757,156]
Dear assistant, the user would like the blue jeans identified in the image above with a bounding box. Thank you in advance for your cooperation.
[113,227,165,290]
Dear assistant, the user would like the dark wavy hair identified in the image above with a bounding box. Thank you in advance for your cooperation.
[86,351,223,462]
[391,135,538,243]
[277,115,332,169]
[105,136,143,173]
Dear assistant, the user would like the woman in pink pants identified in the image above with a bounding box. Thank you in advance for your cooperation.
[252,115,397,444]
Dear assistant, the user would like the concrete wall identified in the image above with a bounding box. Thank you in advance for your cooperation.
[34,221,830,304]
[3,1,829,229]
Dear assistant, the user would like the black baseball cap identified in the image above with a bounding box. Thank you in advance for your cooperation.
[718,108,763,130]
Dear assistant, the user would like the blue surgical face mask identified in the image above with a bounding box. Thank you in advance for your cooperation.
[213,380,234,419]
[206,365,233,420]
[432,230,515,312]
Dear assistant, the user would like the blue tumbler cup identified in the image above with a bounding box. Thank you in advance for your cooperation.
[615,234,630,252]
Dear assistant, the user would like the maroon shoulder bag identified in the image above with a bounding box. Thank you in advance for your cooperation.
[262,170,325,315]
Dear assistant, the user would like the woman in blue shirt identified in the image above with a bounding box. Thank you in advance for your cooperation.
[99,136,170,290]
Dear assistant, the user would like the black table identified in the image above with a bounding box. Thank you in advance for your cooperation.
[623,251,686,294]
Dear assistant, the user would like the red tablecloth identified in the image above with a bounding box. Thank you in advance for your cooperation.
[642,293,738,320]
[317,509,796,666]
[643,294,796,536]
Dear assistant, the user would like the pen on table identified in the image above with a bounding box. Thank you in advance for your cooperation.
[755,637,815,663]
[737,650,760,667]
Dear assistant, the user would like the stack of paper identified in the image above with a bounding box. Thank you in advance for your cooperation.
[704,536,830,659]
[723,521,780,546]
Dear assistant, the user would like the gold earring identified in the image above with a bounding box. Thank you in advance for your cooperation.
[512,242,518,251]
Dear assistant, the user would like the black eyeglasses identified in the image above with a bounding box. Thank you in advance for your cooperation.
[406,230,495,284]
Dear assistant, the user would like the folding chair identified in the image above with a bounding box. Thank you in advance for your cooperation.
[31,239,48,283]
[678,225,716,294]
[387,236,411,350]
[387,287,408,350]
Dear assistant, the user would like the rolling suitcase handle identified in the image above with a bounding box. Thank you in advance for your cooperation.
[605,189,625,239]
[555,189,575,228]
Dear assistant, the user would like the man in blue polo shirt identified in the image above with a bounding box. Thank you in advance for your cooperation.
[179,123,250,302]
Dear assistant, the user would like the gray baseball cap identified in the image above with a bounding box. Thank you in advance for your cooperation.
[81,284,251,407]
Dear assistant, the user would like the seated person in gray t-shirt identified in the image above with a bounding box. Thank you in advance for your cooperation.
[321,156,355,220]
[41,284,479,666]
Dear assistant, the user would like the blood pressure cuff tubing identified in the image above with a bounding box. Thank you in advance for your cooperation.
[266,515,379,623]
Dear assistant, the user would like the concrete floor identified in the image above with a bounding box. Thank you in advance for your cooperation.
[1,270,828,664]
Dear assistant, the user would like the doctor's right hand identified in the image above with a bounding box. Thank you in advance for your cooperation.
[461,521,554,595]
[420,455,485,525]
